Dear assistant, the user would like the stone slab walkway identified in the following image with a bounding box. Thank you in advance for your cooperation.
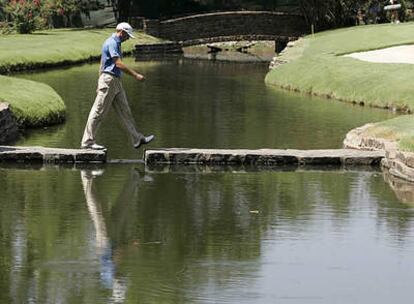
[0,146,106,163]
[145,148,385,166]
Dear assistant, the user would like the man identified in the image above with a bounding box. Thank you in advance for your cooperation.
[81,22,154,150]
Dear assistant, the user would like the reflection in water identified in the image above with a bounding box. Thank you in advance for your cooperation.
[2,166,414,303]
[81,168,141,303]
[383,170,414,205]
[9,218,28,303]
[2,57,413,303]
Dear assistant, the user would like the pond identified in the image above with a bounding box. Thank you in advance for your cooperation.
[1,57,413,303]
[16,57,394,158]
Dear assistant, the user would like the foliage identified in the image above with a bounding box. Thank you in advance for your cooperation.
[113,0,414,31]
[4,0,44,34]
[113,0,300,20]
[0,0,5,20]
[0,21,13,33]
[1,0,105,33]
[42,0,103,20]
[298,0,414,31]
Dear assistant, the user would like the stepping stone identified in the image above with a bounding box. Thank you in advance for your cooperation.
[145,148,385,166]
[0,146,106,163]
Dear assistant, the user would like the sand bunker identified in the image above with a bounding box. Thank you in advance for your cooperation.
[345,45,414,64]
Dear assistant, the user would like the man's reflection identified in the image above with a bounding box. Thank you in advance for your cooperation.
[81,168,141,303]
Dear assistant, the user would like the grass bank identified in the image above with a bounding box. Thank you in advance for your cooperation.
[265,22,414,112]
[0,29,161,128]
[0,75,65,127]
[0,29,162,73]
[265,22,414,152]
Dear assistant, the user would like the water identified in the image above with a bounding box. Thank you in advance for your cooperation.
[1,58,413,303]
[16,57,394,158]
[1,166,414,303]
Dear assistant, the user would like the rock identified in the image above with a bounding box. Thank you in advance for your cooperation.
[0,103,19,144]
[343,123,414,183]
[0,146,106,164]
[145,148,384,167]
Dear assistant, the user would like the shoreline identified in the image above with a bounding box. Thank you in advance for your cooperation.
[265,23,414,182]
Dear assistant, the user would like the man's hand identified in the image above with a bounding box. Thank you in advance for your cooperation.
[114,57,145,81]
[134,73,145,81]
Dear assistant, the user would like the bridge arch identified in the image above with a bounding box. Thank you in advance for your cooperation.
[144,11,308,46]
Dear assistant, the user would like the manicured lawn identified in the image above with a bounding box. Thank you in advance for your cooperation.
[265,22,414,152]
[0,75,65,127]
[0,29,162,127]
[0,29,162,73]
[265,22,414,111]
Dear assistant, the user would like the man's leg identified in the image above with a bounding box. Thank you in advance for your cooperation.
[81,74,117,148]
[112,82,145,147]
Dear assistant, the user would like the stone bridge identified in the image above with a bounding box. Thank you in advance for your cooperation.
[143,11,308,46]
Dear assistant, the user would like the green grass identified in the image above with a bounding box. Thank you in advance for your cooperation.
[265,22,414,152]
[265,22,414,111]
[0,29,162,73]
[0,29,162,127]
[0,75,65,127]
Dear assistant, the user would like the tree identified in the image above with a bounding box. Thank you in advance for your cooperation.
[112,0,299,20]
[298,0,414,31]
[112,0,414,29]
[0,0,6,21]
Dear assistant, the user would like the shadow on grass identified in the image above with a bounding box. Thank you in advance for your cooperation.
[31,32,57,36]
[67,28,108,32]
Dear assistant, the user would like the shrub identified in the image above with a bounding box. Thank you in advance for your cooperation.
[2,1,104,33]
[4,0,44,33]
[298,0,414,31]
[0,21,13,34]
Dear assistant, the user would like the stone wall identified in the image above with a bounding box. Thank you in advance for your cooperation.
[144,11,308,43]
[343,123,397,152]
[343,123,414,183]
[0,103,19,144]
[135,42,183,55]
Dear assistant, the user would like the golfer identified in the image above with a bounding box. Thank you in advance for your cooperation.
[81,22,154,150]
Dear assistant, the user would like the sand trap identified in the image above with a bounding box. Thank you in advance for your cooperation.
[345,45,414,64]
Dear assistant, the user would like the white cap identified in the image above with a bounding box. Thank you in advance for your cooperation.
[116,22,135,38]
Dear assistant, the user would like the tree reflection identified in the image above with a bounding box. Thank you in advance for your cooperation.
[1,166,414,302]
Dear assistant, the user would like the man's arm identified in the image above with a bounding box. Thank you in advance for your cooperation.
[114,57,145,81]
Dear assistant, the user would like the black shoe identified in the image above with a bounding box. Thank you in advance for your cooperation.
[134,135,155,149]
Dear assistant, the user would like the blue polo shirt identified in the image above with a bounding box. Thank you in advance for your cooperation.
[101,34,122,77]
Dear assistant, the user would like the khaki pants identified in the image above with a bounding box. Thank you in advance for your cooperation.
[81,73,144,148]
